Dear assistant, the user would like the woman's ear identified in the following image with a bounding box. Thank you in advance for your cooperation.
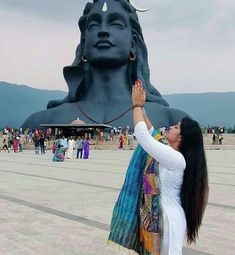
[178,135,182,142]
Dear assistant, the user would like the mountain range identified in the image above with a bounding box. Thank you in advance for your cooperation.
[0,81,234,128]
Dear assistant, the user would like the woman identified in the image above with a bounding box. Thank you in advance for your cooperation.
[52,142,57,154]
[108,80,209,255]
[119,134,124,149]
[83,138,90,159]
[52,144,64,162]
[18,137,23,152]
[13,137,19,153]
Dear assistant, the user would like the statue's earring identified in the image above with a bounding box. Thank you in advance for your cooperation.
[129,52,136,61]
[81,55,88,62]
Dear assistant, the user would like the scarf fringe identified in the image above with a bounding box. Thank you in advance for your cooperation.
[107,240,139,255]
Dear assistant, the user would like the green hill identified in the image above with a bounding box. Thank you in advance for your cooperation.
[163,93,235,127]
[0,81,66,128]
[0,81,234,128]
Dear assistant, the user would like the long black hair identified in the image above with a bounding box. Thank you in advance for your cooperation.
[179,117,209,244]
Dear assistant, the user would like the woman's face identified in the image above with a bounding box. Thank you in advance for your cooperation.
[164,122,181,145]
[84,0,133,67]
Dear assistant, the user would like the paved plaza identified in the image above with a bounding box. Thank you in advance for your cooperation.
[0,148,234,255]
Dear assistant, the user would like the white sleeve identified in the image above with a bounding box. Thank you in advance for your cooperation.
[134,121,186,170]
[148,126,154,134]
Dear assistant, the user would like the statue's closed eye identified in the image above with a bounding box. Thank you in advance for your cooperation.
[108,13,127,28]
[87,21,100,29]
[110,20,125,28]
[87,13,101,29]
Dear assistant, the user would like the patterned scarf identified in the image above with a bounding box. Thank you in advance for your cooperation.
[108,130,166,255]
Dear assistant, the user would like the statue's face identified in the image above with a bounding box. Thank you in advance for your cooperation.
[84,0,133,67]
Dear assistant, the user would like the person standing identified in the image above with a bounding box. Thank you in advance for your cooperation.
[52,142,57,154]
[13,137,19,153]
[218,134,223,144]
[33,136,40,154]
[119,134,124,149]
[76,137,83,159]
[2,139,10,153]
[108,80,208,255]
[212,130,216,144]
[67,137,75,159]
[59,136,68,156]
[83,138,89,159]
[8,132,13,150]
[18,137,23,152]
[39,135,45,154]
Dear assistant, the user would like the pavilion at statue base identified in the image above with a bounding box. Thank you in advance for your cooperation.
[40,123,112,139]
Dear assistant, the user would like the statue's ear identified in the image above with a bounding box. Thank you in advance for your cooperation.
[131,34,138,52]
[80,35,86,55]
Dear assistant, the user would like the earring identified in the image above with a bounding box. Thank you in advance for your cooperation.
[81,55,88,62]
[129,52,136,61]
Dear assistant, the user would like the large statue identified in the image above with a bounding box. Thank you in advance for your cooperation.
[22,0,188,129]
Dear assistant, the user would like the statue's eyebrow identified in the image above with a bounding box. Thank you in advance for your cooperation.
[108,12,128,25]
[87,13,101,24]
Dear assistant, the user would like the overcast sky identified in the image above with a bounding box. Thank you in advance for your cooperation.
[0,0,234,94]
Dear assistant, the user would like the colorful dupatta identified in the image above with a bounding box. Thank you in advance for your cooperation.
[108,130,166,255]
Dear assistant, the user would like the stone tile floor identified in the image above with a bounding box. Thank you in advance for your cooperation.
[0,149,234,255]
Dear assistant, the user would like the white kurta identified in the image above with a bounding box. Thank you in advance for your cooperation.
[134,121,186,255]
[67,139,75,159]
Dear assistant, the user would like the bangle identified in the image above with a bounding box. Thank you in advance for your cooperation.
[132,104,144,110]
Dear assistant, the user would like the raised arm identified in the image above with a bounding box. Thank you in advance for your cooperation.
[134,121,185,170]
[132,80,153,133]
[132,80,148,128]
[132,80,185,170]
[143,109,153,131]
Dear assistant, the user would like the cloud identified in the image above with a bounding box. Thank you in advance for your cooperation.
[0,9,77,91]
[144,26,235,94]
[0,0,85,23]
[139,0,235,44]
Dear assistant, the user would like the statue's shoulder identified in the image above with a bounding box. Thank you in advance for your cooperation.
[22,108,56,129]
[145,101,189,126]
[22,102,82,129]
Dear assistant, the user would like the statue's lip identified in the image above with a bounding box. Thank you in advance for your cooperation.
[95,40,114,48]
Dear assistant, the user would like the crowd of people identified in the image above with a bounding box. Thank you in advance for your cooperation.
[0,127,91,162]
[212,132,224,145]
[118,132,135,149]
[51,136,90,162]
[0,124,231,156]
[211,128,224,145]
[0,127,51,154]
[0,129,24,153]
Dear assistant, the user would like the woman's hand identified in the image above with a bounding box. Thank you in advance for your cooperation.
[132,79,146,107]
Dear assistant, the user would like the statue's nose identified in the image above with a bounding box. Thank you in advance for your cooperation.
[98,30,109,38]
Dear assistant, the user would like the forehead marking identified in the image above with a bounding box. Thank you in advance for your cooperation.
[102,1,108,12]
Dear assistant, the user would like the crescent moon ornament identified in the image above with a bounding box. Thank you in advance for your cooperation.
[128,0,150,12]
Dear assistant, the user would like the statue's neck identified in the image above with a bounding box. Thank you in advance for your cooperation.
[82,65,131,104]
